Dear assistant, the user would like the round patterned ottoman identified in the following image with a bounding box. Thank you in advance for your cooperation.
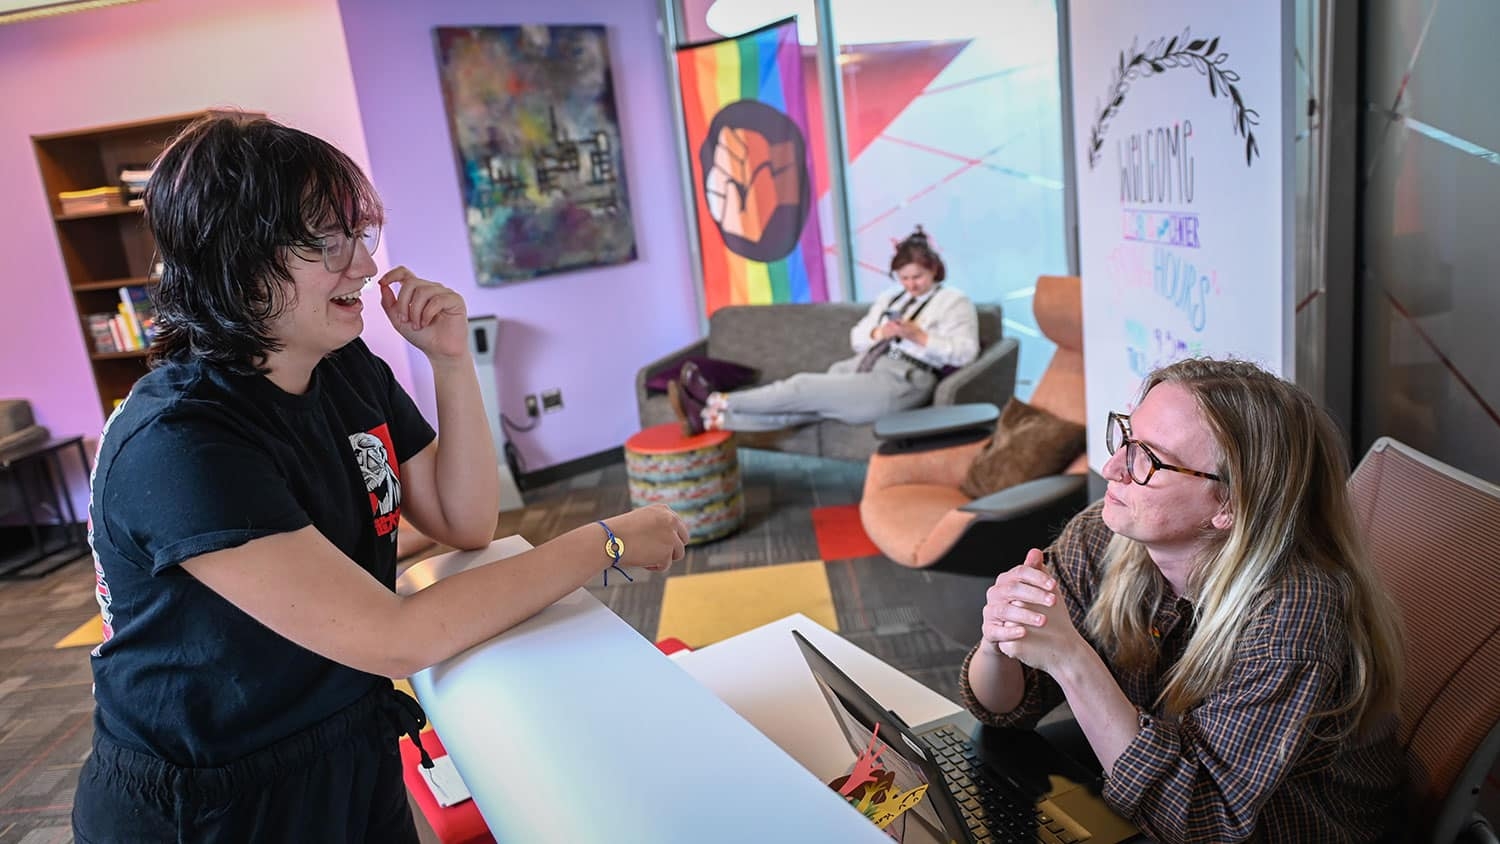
[624,423,744,544]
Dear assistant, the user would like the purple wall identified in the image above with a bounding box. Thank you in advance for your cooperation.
[0,0,416,517]
[0,0,693,533]
[337,0,699,471]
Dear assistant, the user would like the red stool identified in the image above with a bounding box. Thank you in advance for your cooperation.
[399,731,494,844]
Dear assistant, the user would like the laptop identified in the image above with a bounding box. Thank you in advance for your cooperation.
[793,630,1140,844]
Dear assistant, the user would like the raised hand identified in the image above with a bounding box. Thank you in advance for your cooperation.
[378,267,468,360]
[601,504,688,573]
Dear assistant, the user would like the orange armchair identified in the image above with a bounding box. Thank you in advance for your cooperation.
[859,275,1090,574]
[1348,438,1500,843]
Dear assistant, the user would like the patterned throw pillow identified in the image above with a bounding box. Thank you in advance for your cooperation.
[959,398,1086,500]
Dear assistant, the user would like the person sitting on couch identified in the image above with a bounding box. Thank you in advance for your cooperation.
[668,226,978,435]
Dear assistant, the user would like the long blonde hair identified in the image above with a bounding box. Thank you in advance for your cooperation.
[1085,358,1403,738]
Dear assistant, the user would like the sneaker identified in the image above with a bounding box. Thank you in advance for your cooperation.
[666,379,706,436]
[678,361,716,404]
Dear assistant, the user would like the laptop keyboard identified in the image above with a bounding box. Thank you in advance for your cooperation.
[921,724,1085,844]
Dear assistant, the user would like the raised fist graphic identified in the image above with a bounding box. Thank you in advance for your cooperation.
[698,99,810,262]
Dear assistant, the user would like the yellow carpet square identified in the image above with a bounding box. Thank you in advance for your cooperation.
[656,560,837,649]
[55,615,104,649]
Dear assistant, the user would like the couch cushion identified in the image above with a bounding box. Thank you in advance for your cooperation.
[959,398,1086,499]
[708,303,867,383]
[974,304,1003,348]
[706,302,1004,386]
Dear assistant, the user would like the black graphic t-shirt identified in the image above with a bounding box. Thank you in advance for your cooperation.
[87,338,435,767]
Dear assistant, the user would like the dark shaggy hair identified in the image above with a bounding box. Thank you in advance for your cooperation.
[889,225,946,283]
[144,114,383,374]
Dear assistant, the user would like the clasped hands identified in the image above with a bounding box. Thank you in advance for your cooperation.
[980,549,1086,674]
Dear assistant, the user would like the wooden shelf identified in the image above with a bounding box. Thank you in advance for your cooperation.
[55,205,142,221]
[32,110,231,143]
[72,276,156,292]
[31,111,252,417]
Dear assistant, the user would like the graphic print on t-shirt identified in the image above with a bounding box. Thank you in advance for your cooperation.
[88,392,131,657]
[349,423,402,539]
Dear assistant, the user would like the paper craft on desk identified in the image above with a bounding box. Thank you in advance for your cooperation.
[828,724,930,834]
[419,755,473,808]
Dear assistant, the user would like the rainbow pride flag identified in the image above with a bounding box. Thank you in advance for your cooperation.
[676,17,828,316]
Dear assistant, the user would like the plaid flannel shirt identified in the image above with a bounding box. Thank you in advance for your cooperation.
[959,502,1407,843]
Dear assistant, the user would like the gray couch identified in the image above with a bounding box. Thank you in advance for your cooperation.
[634,302,1017,462]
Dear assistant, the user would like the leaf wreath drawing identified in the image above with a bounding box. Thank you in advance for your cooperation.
[1087,29,1261,169]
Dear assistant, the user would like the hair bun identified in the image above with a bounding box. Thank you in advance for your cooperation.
[889,224,945,282]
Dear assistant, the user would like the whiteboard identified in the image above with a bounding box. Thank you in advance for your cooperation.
[1069,0,1294,471]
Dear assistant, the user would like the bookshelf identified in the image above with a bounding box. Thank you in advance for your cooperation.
[31,110,256,416]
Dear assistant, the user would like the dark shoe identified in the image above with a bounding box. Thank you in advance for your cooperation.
[678,361,716,404]
[666,380,706,436]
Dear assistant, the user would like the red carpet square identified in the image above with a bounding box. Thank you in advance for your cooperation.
[811,504,882,561]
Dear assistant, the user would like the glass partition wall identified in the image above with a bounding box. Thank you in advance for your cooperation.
[669,0,1071,398]
[1360,1,1500,483]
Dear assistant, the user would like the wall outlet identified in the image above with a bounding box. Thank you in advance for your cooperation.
[524,394,539,418]
[540,388,563,413]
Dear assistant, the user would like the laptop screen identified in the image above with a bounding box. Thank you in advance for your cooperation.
[793,630,970,842]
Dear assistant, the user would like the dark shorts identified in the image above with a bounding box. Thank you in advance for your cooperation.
[72,686,422,844]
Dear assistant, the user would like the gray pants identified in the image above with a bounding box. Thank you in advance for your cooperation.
[719,354,938,432]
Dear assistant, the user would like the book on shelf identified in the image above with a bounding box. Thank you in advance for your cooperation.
[119,285,157,347]
[85,312,118,354]
[58,185,123,214]
[84,292,152,355]
[116,303,141,350]
[120,165,152,209]
[106,313,128,352]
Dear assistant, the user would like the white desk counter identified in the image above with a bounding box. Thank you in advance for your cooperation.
[674,614,967,844]
[672,613,963,781]
[396,538,888,844]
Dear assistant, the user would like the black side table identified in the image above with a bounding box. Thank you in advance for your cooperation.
[0,435,90,578]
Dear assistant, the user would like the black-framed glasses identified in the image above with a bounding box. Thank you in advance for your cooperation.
[1105,411,1223,485]
[310,224,381,273]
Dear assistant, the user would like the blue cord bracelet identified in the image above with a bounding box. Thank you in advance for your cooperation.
[598,520,633,586]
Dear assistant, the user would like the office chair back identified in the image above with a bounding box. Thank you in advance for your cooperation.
[1028,276,1085,428]
[1348,437,1500,842]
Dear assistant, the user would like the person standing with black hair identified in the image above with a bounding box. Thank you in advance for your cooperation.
[73,114,687,842]
[667,226,979,434]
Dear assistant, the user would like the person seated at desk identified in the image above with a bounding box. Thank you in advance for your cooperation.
[667,226,978,435]
[73,115,688,843]
[962,358,1407,843]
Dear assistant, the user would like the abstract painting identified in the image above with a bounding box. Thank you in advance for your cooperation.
[434,25,636,284]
